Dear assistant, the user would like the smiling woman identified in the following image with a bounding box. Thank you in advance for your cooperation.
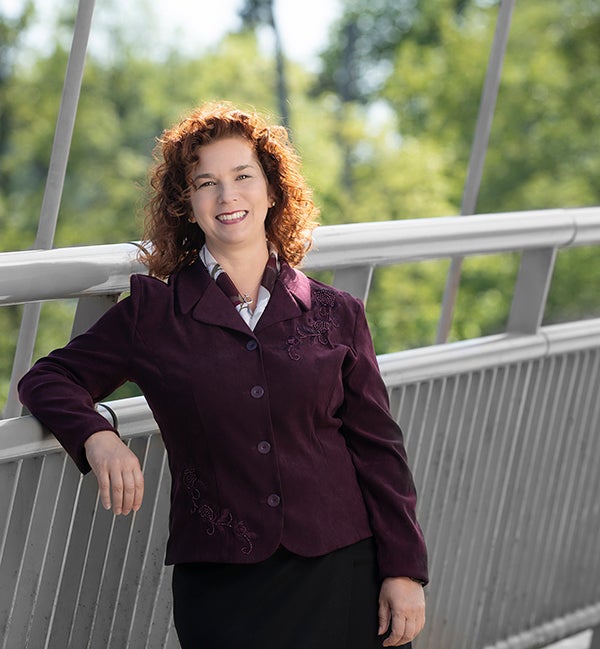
[19,102,428,649]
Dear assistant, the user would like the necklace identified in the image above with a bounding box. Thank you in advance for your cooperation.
[239,294,254,310]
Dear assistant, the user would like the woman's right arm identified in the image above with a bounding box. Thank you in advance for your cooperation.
[19,277,145,514]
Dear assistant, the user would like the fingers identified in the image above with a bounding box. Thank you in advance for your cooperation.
[378,577,426,646]
[132,468,145,512]
[378,600,391,638]
[382,614,415,647]
[107,461,144,516]
[98,469,112,511]
[381,608,406,647]
[84,430,144,516]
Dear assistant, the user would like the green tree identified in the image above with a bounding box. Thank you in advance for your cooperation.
[382,0,600,335]
[2,0,600,409]
[239,0,291,129]
[315,0,482,104]
[382,0,600,212]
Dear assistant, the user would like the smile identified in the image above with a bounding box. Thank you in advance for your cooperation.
[216,210,247,223]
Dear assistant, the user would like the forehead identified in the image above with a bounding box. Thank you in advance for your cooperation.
[194,136,258,169]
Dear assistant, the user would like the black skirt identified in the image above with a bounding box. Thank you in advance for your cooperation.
[172,538,409,649]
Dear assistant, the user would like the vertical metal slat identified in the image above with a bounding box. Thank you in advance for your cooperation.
[3,0,97,419]
[436,0,517,343]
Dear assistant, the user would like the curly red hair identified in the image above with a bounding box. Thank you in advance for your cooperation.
[140,102,319,278]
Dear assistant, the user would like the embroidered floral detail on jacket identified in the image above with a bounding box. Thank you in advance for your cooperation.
[198,504,256,555]
[183,469,256,554]
[183,468,207,510]
[286,287,338,361]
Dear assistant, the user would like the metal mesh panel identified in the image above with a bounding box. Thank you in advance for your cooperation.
[2,346,598,648]
[0,436,175,649]
[390,349,600,649]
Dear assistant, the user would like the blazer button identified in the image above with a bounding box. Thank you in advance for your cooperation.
[250,385,265,399]
[267,494,281,507]
[257,441,271,454]
[246,340,258,351]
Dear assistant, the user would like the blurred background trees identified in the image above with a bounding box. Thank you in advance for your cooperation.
[1,0,600,407]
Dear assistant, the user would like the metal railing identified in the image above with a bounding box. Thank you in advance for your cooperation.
[2,206,599,305]
[1,209,600,648]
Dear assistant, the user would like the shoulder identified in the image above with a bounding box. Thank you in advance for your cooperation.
[304,274,365,318]
[289,270,368,344]
[128,261,211,317]
[283,262,363,312]
[130,272,169,295]
[125,272,172,318]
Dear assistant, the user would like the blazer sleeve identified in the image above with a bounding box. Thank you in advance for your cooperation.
[18,275,143,474]
[339,298,429,584]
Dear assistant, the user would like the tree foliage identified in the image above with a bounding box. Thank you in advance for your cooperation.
[238,0,291,128]
[1,0,599,408]
[314,0,485,103]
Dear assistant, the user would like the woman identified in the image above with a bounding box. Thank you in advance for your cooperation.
[18,102,428,648]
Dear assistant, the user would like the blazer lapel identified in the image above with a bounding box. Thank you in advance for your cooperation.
[254,263,312,333]
[174,260,253,335]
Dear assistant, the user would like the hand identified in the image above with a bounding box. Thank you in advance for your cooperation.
[84,430,144,515]
[378,576,426,646]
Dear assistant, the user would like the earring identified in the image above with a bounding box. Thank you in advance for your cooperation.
[270,201,276,208]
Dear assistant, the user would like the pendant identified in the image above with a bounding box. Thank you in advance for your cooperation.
[239,294,253,310]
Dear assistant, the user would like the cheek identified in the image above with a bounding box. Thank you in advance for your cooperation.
[253,186,271,209]
[190,195,210,220]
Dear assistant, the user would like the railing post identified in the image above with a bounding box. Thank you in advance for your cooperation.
[71,295,120,338]
[590,626,600,649]
[507,247,557,335]
[3,0,97,419]
[332,265,374,302]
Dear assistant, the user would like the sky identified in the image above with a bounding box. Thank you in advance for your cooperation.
[3,0,342,69]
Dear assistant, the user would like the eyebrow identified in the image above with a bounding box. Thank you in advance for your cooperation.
[192,164,255,183]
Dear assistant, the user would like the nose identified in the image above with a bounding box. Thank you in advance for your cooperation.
[218,181,238,204]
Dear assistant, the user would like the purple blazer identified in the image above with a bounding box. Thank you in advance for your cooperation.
[18,260,428,583]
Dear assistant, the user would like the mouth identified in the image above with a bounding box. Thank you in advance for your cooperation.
[216,210,247,224]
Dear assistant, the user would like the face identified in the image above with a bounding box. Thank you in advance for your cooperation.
[188,137,273,255]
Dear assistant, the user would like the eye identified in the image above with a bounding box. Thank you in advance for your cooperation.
[237,174,251,181]
[193,179,216,190]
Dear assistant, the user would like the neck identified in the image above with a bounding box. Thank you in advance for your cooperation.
[206,239,269,274]
[206,240,270,304]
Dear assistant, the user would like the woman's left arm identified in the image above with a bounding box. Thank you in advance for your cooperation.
[338,298,428,643]
[339,298,428,582]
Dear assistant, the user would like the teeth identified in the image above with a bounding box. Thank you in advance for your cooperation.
[217,211,246,222]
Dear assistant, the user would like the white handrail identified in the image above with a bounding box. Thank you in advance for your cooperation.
[306,207,600,269]
[378,318,600,385]
[1,208,600,307]
[0,243,145,306]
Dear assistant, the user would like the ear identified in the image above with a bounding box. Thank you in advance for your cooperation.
[266,182,276,207]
